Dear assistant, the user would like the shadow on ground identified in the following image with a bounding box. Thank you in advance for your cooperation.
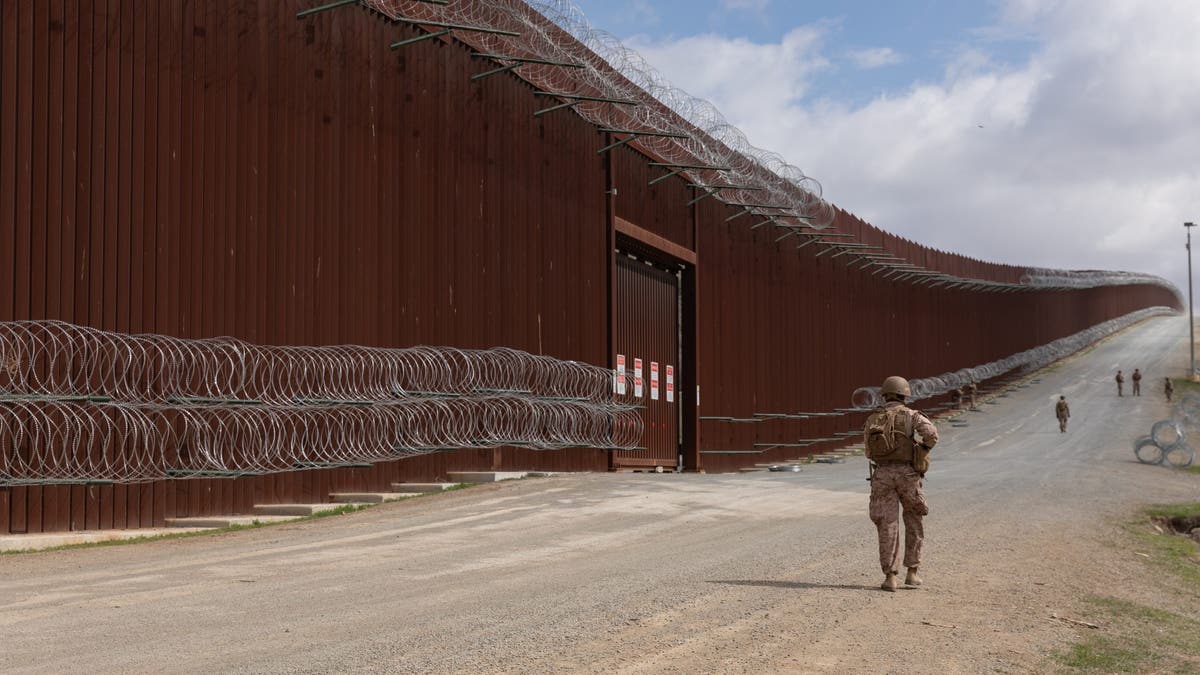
[709,579,876,591]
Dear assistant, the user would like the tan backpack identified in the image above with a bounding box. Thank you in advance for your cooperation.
[864,406,915,463]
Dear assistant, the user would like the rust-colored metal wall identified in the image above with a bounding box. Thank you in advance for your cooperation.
[0,0,616,533]
[0,0,1180,533]
[613,252,681,470]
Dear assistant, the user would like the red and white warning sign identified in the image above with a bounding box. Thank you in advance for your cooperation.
[634,358,644,398]
[650,362,660,401]
[666,365,674,403]
[616,354,627,395]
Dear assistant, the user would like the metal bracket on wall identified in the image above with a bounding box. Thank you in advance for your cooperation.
[686,183,764,206]
[296,0,361,19]
[767,221,818,240]
[533,91,639,116]
[391,17,521,37]
[471,55,585,82]
[867,258,910,273]
[841,248,889,265]
[296,0,447,20]
[598,128,690,154]
[724,202,793,223]
[879,263,921,278]
[391,30,452,48]
[795,234,822,251]
[828,243,879,259]
[648,162,731,186]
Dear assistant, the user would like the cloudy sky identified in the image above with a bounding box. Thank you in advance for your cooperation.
[567,0,1200,296]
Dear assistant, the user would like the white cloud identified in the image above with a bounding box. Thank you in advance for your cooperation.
[625,25,829,134]
[615,0,1200,295]
[845,47,902,69]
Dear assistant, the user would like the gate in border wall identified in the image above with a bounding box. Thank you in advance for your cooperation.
[613,252,681,470]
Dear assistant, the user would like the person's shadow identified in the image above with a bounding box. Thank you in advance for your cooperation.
[709,579,876,591]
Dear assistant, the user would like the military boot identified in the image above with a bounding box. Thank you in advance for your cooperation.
[881,572,898,592]
[905,567,922,587]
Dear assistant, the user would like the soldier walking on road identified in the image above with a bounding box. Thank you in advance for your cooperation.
[1132,368,1142,396]
[1115,370,1124,397]
[1165,377,1174,403]
[863,376,939,592]
[1055,396,1070,433]
[967,382,978,409]
[951,387,964,410]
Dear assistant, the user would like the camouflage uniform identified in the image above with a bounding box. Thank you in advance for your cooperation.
[1115,371,1124,397]
[1165,377,1174,402]
[866,401,939,575]
[1131,369,1142,396]
[1055,398,1070,433]
[966,382,978,409]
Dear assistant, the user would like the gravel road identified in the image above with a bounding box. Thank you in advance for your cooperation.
[2,315,1197,674]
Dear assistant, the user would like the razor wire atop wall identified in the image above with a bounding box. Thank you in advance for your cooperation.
[1020,269,1184,305]
[346,1,1183,299]
[0,321,642,486]
[363,0,834,232]
[850,307,1178,409]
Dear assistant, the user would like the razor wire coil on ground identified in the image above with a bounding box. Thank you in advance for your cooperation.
[0,321,642,486]
[1135,393,1199,469]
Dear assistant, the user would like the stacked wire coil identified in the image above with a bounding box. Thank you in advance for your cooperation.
[0,321,643,486]
[1134,395,1198,468]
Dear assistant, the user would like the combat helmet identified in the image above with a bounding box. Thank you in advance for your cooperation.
[881,376,911,398]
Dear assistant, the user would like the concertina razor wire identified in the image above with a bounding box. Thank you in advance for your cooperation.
[0,321,643,486]
[354,2,1180,297]
[364,0,836,233]
[1134,397,1197,469]
[850,307,1179,410]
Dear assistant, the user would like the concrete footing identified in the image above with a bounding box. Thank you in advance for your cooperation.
[389,482,459,493]
[330,492,420,503]
[251,503,354,517]
[165,515,302,528]
[446,471,528,483]
[4,470,559,551]
[0,527,212,552]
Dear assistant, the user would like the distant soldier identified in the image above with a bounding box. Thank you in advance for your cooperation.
[863,376,939,592]
[951,387,964,410]
[967,382,978,409]
[1132,368,1142,396]
[1115,370,1124,397]
[1055,396,1070,433]
[1165,377,1174,402]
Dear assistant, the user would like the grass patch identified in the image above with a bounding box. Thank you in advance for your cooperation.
[306,503,374,519]
[1053,503,1200,672]
[1134,504,1200,588]
[1169,377,1200,404]
[1054,597,1200,673]
[1170,377,1200,393]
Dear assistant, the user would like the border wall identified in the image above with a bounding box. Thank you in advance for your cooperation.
[0,1,1179,533]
